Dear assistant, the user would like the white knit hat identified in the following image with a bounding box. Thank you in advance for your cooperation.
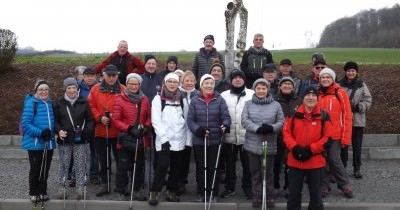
[164,72,180,83]
[319,68,336,81]
[126,73,143,85]
[199,74,215,88]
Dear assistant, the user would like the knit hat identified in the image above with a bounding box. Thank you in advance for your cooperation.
[126,73,143,85]
[262,63,277,73]
[319,68,336,81]
[144,54,156,64]
[34,79,49,93]
[204,34,215,42]
[167,56,178,65]
[230,69,246,81]
[311,52,325,62]
[344,61,358,72]
[313,57,327,66]
[252,78,270,90]
[102,64,119,75]
[164,72,180,83]
[63,77,78,90]
[200,74,215,87]
[279,77,295,87]
[303,87,318,98]
[174,69,184,77]
[280,58,292,66]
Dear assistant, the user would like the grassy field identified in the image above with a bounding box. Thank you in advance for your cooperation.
[14,48,400,65]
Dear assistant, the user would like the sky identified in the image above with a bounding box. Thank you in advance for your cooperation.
[1,0,398,53]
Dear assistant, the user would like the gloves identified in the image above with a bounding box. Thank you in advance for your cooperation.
[323,138,334,150]
[128,125,145,138]
[292,145,313,162]
[195,126,209,137]
[161,141,171,151]
[220,125,230,134]
[256,124,273,134]
[352,105,360,113]
[40,128,52,142]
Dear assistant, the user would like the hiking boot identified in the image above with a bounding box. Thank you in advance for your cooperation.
[40,194,49,202]
[90,176,100,185]
[30,195,39,203]
[56,187,68,199]
[69,179,76,187]
[96,184,109,197]
[166,190,180,202]
[75,187,84,200]
[321,186,331,198]
[252,197,261,208]
[354,171,363,179]
[148,192,159,206]
[220,190,236,198]
[193,194,205,202]
[340,185,354,198]
[176,184,187,196]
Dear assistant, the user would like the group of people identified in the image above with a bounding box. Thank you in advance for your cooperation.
[21,34,372,210]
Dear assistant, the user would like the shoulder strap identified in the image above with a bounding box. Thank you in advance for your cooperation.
[161,97,184,112]
[161,99,166,112]
[134,100,142,126]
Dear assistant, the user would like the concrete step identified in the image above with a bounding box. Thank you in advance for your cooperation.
[1,199,400,210]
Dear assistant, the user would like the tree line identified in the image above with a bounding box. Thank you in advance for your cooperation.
[318,4,400,48]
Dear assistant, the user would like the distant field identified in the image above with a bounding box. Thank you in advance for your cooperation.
[15,48,400,65]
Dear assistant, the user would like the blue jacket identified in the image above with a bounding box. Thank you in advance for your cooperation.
[78,79,98,99]
[141,71,163,103]
[187,91,231,146]
[21,94,56,150]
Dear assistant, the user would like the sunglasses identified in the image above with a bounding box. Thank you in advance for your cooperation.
[315,66,325,70]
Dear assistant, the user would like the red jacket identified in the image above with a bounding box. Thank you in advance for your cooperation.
[94,51,145,74]
[318,82,353,145]
[88,83,126,138]
[283,104,332,169]
[111,91,151,148]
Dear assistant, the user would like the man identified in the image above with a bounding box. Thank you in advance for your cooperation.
[88,64,126,196]
[277,59,302,96]
[318,68,354,199]
[78,68,99,184]
[220,69,254,200]
[192,35,224,83]
[240,33,273,88]
[94,40,145,85]
[262,64,279,96]
[283,87,332,210]
[273,77,301,197]
[300,58,327,97]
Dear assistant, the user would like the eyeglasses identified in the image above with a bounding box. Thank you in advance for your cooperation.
[127,83,139,86]
[166,80,179,84]
[315,66,325,70]
[37,88,49,92]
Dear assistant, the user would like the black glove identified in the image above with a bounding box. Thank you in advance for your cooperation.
[323,138,334,150]
[220,125,230,134]
[352,105,360,113]
[128,125,144,138]
[256,124,273,134]
[161,141,171,151]
[195,126,209,137]
[292,145,304,161]
[40,128,52,142]
[301,146,313,162]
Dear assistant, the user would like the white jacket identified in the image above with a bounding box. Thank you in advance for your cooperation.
[221,88,254,145]
[151,95,186,151]
[180,87,198,147]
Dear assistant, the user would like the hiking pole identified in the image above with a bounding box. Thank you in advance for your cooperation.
[39,142,48,210]
[83,140,88,209]
[204,133,208,210]
[261,141,268,210]
[105,111,111,194]
[207,135,224,210]
[129,137,140,210]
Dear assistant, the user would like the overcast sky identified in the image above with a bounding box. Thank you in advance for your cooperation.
[1,0,398,53]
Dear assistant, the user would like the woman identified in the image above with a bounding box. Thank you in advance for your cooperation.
[209,62,230,93]
[187,74,231,202]
[339,61,372,179]
[177,71,199,195]
[159,56,178,79]
[54,77,94,200]
[148,72,186,205]
[112,73,151,200]
[21,79,56,202]
[241,78,284,208]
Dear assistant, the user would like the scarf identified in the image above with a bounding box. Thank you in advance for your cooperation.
[339,76,363,90]
[230,85,245,95]
[252,93,274,105]
[99,80,121,94]
[201,91,214,104]
[64,93,78,105]
[160,86,181,102]
[125,89,144,104]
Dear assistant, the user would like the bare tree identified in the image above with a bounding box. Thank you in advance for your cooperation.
[0,29,18,72]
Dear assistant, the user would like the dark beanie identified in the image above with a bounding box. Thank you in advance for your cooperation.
[167,56,178,65]
[209,61,225,74]
[204,34,215,42]
[230,69,246,81]
[344,61,358,72]
[144,54,156,64]
[34,79,49,93]
[303,87,318,98]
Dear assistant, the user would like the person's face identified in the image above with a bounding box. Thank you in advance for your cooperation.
[167,61,177,71]
[117,42,128,56]
[182,76,196,90]
[203,39,214,51]
[126,78,140,94]
[263,71,276,83]
[255,83,268,99]
[201,78,214,95]
[345,69,357,80]
[253,36,264,48]
[313,64,326,76]
[104,73,118,85]
[145,59,157,73]
[76,73,84,81]
[165,79,179,92]
[279,81,294,95]
[231,76,244,88]
[66,85,78,99]
[210,66,223,82]
[279,64,292,75]
[320,74,334,87]
[303,93,318,110]
[83,74,96,86]
[36,85,49,100]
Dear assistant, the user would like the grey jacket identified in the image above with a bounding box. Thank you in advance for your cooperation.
[241,95,285,155]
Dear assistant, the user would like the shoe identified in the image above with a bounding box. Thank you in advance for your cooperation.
[340,185,354,198]
[135,189,147,201]
[321,186,331,198]
[148,192,159,206]
[96,184,109,197]
[90,176,100,185]
[69,179,76,187]
[176,184,187,196]
[220,190,236,198]
[252,197,261,208]
[75,187,84,200]
[165,190,180,202]
[30,195,39,203]
[284,188,289,199]
[193,194,205,202]
[40,194,49,202]
[354,171,363,179]
[267,197,275,208]
[243,189,253,200]
[56,187,68,199]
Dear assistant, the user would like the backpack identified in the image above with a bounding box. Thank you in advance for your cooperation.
[161,97,184,112]
[290,109,330,138]
[19,102,38,136]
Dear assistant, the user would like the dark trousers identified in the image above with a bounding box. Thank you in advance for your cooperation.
[151,150,184,192]
[94,137,118,184]
[287,167,324,210]
[193,144,220,195]
[28,150,54,196]
[89,134,98,176]
[115,147,145,193]
[273,136,288,189]
[248,152,274,199]
[341,127,364,171]
[223,143,251,192]
[179,146,192,186]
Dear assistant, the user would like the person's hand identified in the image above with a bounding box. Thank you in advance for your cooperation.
[161,141,171,151]
[100,116,110,126]
[292,145,303,161]
[301,146,313,162]
[220,125,230,134]
[41,128,52,142]
[195,126,209,137]
[256,124,273,134]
